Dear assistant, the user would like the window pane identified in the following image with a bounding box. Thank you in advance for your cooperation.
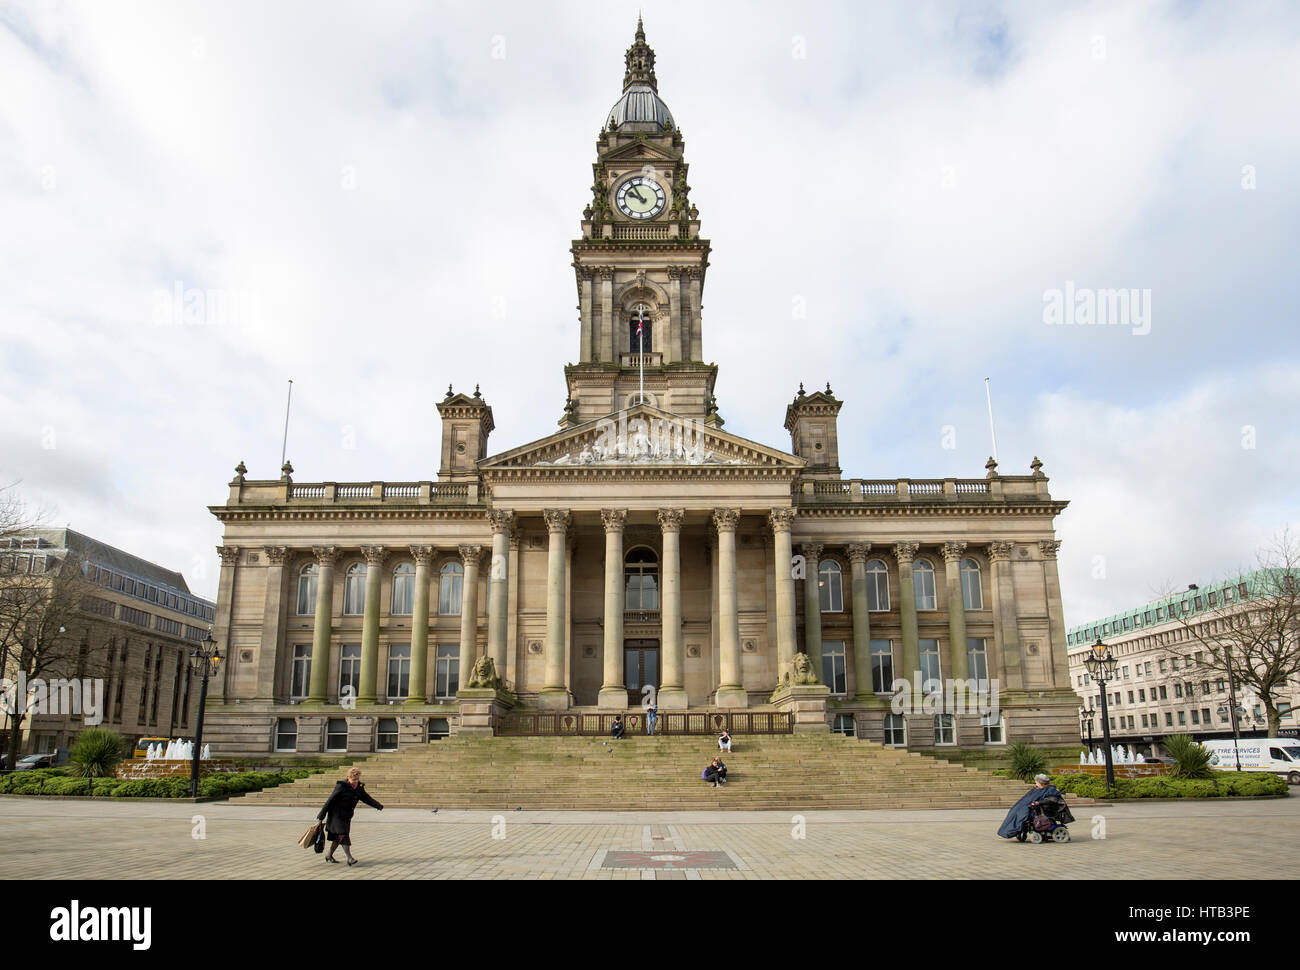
[871,639,893,693]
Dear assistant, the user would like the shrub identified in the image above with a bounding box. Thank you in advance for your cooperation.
[1164,734,1213,779]
[66,728,128,796]
[1008,741,1047,781]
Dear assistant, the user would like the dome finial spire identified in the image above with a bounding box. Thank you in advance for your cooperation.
[624,14,657,91]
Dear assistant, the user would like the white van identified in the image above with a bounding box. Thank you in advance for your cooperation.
[1201,738,1300,784]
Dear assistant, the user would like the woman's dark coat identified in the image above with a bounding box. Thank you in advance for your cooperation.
[997,784,1062,838]
[318,780,383,838]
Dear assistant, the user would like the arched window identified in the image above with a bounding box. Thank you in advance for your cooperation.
[391,562,415,615]
[866,559,890,611]
[296,563,318,616]
[913,559,937,611]
[629,303,652,354]
[818,560,843,612]
[625,547,659,611]
[960,558,983,610]
[343,563,366,615]
[438,562,463,615]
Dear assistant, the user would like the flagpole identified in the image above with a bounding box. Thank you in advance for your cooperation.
[984,377,999,462]
[280,379,294,467]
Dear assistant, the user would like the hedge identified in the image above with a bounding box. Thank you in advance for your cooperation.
[1052,772,1288,799]
[0,767,320,798]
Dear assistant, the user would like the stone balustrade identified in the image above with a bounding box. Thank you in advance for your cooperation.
[800,476,1053,504]
[227,480,480,506]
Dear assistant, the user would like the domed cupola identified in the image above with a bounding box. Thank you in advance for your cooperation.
[606,18,674,132]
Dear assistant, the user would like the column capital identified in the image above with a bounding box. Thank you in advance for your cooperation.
[893,541,920,564]
[1039,539,1062,559]
[311,545,341,566]
[263,546,288,565]
[942,541,968,564]
[657,507,685,533]
[601,508,628,533]
[799,541,824,561]
[487,508,515,536]
[987,540,1015,562]
[410,545,436,566]
[845,542,871,565]
[597,265,616,281]
[768,507,797,534]
[458,543,486,566]
[544,509,572,534]
[712,508,741,533]
[687,266,703,279]
[361,544,387,567]
[217,545,240,566]
[508,533,522,550]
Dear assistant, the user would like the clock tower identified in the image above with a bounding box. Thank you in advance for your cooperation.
[564,19,719,427]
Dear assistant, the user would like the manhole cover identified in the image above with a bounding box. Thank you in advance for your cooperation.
[602,850,736,870]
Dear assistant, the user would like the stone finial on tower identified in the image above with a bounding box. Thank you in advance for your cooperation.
[985,456,999,478]
[623,16,658,91]
[1030,456,1045,479]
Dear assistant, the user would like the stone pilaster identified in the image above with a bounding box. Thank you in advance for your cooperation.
[257,546,288,702]
[357,545,386,703]
[407,546,435,705]
[1040,539,1067,687]
[487,510,514,677]
[540,509,572,708]
[769,508,798,683]
[987,541,1021,690]
[894,542,921,690]
[713,509,746,707]
[687,266,703,361]
[942,541,969,683]
[846,543,872,699]
[657,508,687,709]
[800,541,824,681]
[455,544,484,696]
[598,267,615,362]
[213,545,240,702]
[598,509,627,709]
[306,546,339,704]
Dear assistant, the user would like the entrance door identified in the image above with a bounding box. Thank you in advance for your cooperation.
[624,639,660,707]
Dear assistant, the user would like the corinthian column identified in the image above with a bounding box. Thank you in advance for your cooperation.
[713,509,747,707]
[456,544,484,694]
[847,543,872,698]
[769,508,798,682]
[943,541,969,683]
[407,546,434,705]
[357,545,386,703]
[895,542,921,689]
[658,508,687,709]
[987,540,1021,690]
[598,509,627,709]
[540,509,572,709]
[486,510,514,678]
[801,542,824,680]
[306,546,339,704]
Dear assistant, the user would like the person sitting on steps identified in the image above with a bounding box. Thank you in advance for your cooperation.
[703,757,728,787]
[718,730,732,752]
[611,715,625,740]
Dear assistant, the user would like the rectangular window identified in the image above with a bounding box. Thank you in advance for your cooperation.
[339,644,361,701]
[870,639,893,693]
[1165,712,1173,727]
[1159,685,1167,700]
[327,718,348,751]
[1138,689,1145,702]
[291,645,312,701]
[1127,691,1134,703]
[1175,683,1183,698]
[435,644,459,699]
[1178,711,1186,725]
[933,714,954,745]
[1191,709,1200,725]
[275,718,297,752]
[377,718,399,751]
[1201,708,1211,724]
[967,638,989,683]
[883,713,906,746]
[1141,714,1149,728]
[919,639,941,693]
[821,641,847,695]
[981,711,1003,744]
[386,643,411,700]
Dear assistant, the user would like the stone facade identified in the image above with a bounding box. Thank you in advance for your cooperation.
[202,21,1078,756]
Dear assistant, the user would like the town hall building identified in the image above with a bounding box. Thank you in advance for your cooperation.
[204,20,1077,756]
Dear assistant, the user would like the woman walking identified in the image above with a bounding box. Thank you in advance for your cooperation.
[318,766,384,865]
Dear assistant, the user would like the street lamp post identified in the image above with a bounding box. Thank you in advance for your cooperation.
[1080,705,1095,749]
[1084,639,1118,792]
[1224,643,1243,772]
[188,631,224,799]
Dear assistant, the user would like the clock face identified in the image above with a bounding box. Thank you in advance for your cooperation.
[615,176,666,220]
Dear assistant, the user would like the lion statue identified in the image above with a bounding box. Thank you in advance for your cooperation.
[467,655,502,690]
[791,652,819,685]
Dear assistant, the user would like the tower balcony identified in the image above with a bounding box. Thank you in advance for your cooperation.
[620,351,662,369]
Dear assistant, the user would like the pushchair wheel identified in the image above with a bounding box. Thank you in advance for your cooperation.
[1015,831,1027,843]
[1051,826,1070,843]
[1029,831,1043,844]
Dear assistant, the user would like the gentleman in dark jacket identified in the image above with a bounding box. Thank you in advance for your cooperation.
[318,766,383,865]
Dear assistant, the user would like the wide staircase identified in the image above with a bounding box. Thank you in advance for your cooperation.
[239,734,1090,811]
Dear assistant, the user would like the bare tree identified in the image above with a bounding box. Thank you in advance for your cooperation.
[1158,529,1300,737]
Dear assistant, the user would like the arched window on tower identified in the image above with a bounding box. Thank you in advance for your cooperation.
[629,303,653,355]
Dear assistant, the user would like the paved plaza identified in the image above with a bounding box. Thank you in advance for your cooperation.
[1,795,1295,879]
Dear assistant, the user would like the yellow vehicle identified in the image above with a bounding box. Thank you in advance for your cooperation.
[132,736,173,759]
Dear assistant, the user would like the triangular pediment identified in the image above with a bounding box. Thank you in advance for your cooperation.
[480,405,805,472]
[600,140,681,165]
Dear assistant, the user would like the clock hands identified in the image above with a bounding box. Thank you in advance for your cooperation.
[629,185,648,205]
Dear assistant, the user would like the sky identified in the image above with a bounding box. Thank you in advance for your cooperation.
[0,0,1297,625]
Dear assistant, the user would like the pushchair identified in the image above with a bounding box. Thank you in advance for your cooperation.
[1016,795,1075,844]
